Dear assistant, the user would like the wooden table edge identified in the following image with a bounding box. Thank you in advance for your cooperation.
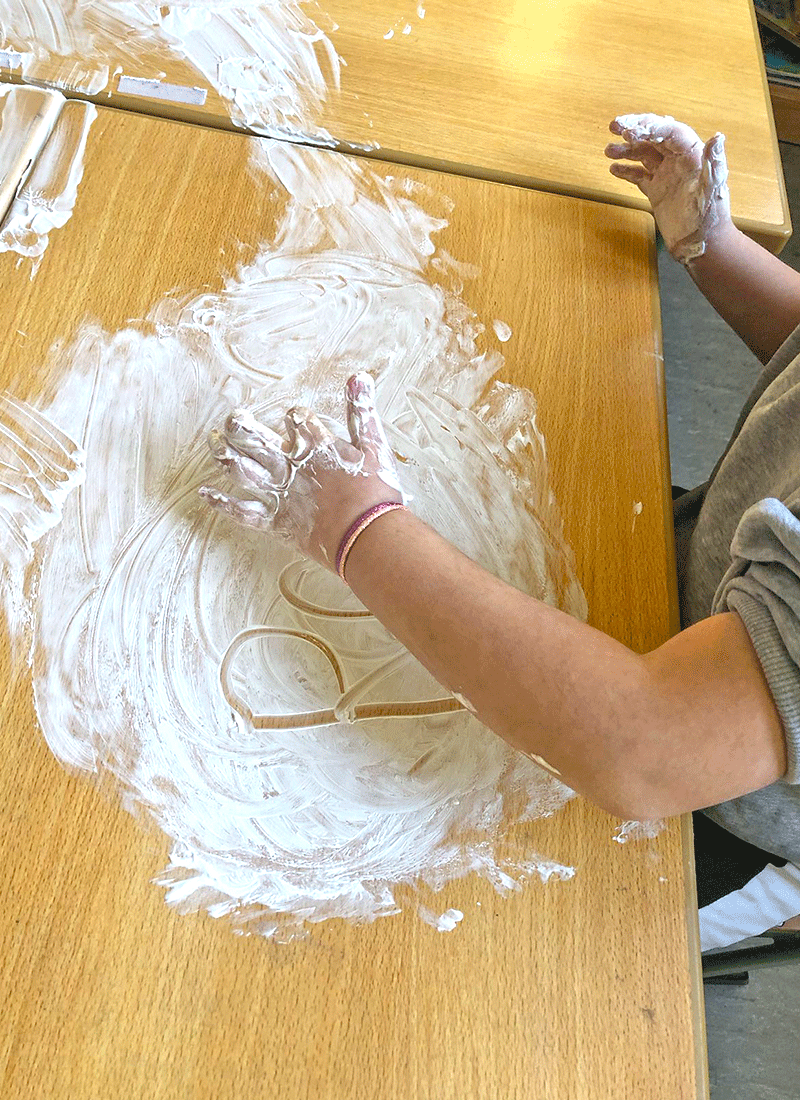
[647,225,682,643]
[0,67,791,254]
[681,812,712,1099]
[648,228,710,1097]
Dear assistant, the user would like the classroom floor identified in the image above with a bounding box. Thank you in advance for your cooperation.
[659,139,800,1100]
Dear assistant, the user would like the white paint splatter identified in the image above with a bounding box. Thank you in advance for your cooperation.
[0,1,342,137]
[613,819,665,844]
[492,319,512,343]
[419,906,463,932]
[0,392,85,636]
[402,24,412,35]
[383,29,394,40]
[631,499,642,534]
[2,139,587,939]
[531,860,576,884]
[0,0,108,95]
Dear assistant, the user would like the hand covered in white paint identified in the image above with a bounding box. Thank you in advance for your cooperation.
[604,113,731,264]
[199,373,403,568]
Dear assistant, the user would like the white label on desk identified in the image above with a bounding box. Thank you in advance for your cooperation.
[116,74,208,106]
[0,49,23,70]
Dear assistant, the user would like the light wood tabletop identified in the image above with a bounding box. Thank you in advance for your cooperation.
[0,0,789,251]
[0,100,707,1099]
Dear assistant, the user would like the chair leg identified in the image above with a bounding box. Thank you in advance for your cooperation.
[703,971,749,986]
[702,930,800,979]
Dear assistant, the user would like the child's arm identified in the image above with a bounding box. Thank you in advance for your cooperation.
[344,507,786,822]
[606,113,800,364]
[685,221,800,365]
[202,377,788,822]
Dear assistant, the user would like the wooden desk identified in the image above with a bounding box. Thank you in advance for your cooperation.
[0,0,789,251]
[0,101,707,1099]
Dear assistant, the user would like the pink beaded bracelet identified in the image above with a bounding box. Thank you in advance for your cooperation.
[336,502,406,581]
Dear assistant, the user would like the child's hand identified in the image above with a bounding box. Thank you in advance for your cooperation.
[604,113,732,264]
[199,373,403,569]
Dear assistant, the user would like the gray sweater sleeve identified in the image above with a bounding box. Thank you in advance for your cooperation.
[712,497,800,785]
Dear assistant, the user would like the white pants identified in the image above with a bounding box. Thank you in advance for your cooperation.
[699,860,800,951]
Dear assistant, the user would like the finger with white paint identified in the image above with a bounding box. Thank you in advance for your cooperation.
[609,113,704,158]
[198,486,277,529]
[285,406,327,464]
[207,428,290,497]
[286,402,365,477]
[223,409,292,489]
[345,372,403,495]
[604,112,731,264]
[700,132,730,218]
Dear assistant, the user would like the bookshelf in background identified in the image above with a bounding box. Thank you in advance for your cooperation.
[756,4,800,143]
[755,1,800,46]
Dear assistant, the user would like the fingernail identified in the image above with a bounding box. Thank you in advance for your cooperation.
[349,372,375,401]
[207,429,227,457]
[225,409,248,434]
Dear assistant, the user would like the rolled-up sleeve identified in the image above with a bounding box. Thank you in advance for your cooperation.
[712,497,800,785]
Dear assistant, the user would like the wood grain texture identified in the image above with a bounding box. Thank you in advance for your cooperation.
[0,105,706,1099]
[0,0,790,250]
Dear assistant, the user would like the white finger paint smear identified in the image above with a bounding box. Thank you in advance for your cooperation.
[0,85,61,214]
[0,1,342,138]
[1,140,587,941]
[613,820,664,844]
[0,392,85,636]
[419,906,464,932]
[0,90,96,272]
